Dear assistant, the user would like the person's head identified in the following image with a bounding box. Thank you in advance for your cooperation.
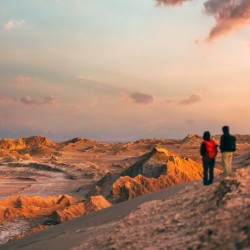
[203,131,210,141]
[222,125,230,134]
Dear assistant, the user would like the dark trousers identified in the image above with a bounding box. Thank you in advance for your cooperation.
[202,158,215,185]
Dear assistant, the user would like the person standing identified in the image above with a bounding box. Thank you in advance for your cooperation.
[220,126,236,176]
[200,131,218,185]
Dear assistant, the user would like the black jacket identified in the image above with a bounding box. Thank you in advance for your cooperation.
[220,134,236,152]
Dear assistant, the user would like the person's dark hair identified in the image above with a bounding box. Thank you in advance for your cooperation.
[222,125,229,134]
[203,131,210,140]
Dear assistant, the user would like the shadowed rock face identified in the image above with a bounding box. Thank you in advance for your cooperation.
[122,148,171,178]
[59,137,98,152]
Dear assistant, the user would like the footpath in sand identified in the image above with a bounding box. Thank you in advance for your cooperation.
[1,152,249,250]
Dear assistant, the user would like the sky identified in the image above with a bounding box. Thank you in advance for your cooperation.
[0,0,250,141]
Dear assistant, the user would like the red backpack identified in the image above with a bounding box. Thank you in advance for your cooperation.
[204,140,217,159]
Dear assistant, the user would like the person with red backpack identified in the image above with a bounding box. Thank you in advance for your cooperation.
[200,131,218,185]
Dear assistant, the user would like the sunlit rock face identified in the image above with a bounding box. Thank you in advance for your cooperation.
[112,148,203,202]
[0,136,56,160]
[0,194,112,242]
[0,195,76,221]
[52,195,112,224]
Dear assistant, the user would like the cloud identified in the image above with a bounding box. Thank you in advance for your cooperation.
[0,96,15,104]
[156,0,190,6]
[179,94,201,105]
[204,0,250,40]
[15,75,32,85]
[77,76,126,95]
[128,92,154,105]
[156,0,250,40]
[185,118,195,124]
[20,96,58,106]
[4,20,26,31]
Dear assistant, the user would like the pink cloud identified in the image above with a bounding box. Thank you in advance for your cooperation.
[0,96,15,104]
[156,0,190,6]
[156,0,250,40]
[20,96,58,106]
[204,0,250,40]
[4,20,26,31]
[129,92,154,105]
[15,75,32,85]
[179,94,201,105]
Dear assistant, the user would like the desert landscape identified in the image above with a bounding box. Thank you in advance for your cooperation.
[0,134,249,249]
[1,0,250,249]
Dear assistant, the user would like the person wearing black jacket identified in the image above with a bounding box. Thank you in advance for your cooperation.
[220,126,236,176]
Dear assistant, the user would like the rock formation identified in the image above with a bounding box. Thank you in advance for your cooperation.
[52,195,112,223]
[89,147,204,202]
[0,194,112,242]
[0,195,76,221]
[0,136,56,159]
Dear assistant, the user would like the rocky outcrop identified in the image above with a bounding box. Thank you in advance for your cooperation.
[59,137,98,152]
[76,162,250,250]
[88,147,204,202]
[112,152,204,202]
[122,147,172,178]
[23,136,56,148]
[0,195,76,221]
[85,195,112,213]
[0,136,56,159]
[87,173,121,199]
[0,136,55,151]
[0,138,26,151]
[182,134,202,143]
[52,195,112,223]
[52,202,86,223]
[0,194,112,242]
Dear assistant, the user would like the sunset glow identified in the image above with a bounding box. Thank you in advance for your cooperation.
[1,0,249,140]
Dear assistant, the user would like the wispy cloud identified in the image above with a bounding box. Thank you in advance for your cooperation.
[77,76,126,95]
[14,75,32,85]
[128,92,154,105]
[4,20,26,31]
[179,94,201,105]
[156,0,190,6]
[0,96,15,104]
[20,96,58,106]
[204,0,250,40]
[185,118,195,124]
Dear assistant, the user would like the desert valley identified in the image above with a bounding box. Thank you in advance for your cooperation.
[0,134,249,249]
[2,0,250,249]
